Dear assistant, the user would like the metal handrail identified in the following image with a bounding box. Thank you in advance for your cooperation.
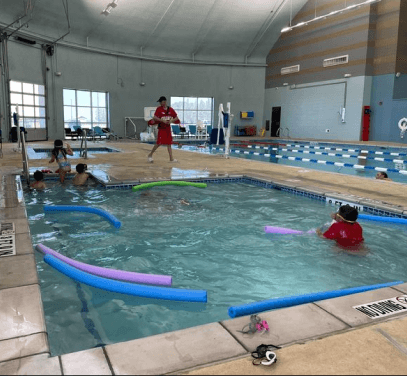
[20,131,30,186]
[79,129,88,159]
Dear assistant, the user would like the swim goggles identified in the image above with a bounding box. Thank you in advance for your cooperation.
[251,344,278,366]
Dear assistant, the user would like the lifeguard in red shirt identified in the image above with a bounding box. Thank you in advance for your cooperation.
[147,96,181,163]
[316,205,364,250]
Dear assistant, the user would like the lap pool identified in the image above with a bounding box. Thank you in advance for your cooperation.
[175,139,407,183]
[25,180,407,356]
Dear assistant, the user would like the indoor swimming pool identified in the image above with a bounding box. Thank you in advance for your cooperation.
[175,139,407,183]
[25,180,407,356]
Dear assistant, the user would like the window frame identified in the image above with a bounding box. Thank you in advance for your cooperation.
[9,80,47,130]
[170,96,214,127]
[63,88,110,134]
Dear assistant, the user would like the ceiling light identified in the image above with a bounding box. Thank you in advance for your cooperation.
[101,6,112,15]
[101,1,118,16]
[281,0,380,33]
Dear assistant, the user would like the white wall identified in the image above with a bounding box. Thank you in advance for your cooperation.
[263,76,370,141]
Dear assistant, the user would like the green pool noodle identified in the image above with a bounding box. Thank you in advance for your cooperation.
[132,181,207,192]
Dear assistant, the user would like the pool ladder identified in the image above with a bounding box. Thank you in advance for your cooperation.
[79,129,88,159]
[20,131,30,187]
[276,127,290,139]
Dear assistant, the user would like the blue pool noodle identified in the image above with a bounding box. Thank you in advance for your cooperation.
[228,281,404,318]
[44,205,122,229]
[358,214,407,224]
[44,255,207,303]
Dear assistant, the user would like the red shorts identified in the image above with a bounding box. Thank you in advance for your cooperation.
[156,127,173,145]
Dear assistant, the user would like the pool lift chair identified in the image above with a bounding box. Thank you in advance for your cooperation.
[215,102,234,158]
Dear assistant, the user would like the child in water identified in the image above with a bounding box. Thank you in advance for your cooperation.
[49,140,73,183]
[376,172,392,181]
[316,204,364,249]
[30,170,46,190]
[72,163,89,186]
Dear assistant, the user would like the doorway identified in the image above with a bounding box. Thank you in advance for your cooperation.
[271,107,281,137]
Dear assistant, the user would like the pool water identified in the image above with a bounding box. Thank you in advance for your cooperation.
[176,140,407,183]
[25,182,407,356]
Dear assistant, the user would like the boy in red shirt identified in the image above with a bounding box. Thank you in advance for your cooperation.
[316,205,364,250]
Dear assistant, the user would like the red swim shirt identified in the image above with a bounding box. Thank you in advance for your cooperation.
[154,106,178,129]
[323,222,364,249]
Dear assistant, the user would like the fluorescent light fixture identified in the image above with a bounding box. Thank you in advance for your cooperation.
[281,0,381,33]
[101,1,118,16]
[101,6,112,15]
[283,83,289,86]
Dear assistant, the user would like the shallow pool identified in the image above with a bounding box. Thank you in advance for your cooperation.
[26,182,407,356]
[27,147,120,160]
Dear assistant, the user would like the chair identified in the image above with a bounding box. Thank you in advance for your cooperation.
[65,128,78,140]
[93,126,107,140]
[73,125,83,137]
[196,121,206,139]
[206,125,213,138]
[171,125,181,138]
[102,128,119,141]
[179,125,189,139]
[188,125,197,138]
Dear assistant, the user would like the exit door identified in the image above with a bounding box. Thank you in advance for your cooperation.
[271,107,281,137]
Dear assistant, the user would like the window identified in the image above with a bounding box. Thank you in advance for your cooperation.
[170,97,213,126]
[63,88,109,133]
[9,80,46,129]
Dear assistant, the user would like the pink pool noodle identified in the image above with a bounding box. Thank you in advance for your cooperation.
[264,226,315,235]
[36,243,172,286]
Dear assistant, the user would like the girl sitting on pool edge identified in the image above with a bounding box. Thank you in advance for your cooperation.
[316,204,364,250]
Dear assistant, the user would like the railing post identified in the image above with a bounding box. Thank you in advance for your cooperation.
[83,129,88,159]
[20,131,30,187]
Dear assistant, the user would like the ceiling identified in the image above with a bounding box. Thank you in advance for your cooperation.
[0,0,309,65]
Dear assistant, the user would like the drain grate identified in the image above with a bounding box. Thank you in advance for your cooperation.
[0,222,16,257]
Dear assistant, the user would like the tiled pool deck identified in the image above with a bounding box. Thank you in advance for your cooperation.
[1,138,407,375]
